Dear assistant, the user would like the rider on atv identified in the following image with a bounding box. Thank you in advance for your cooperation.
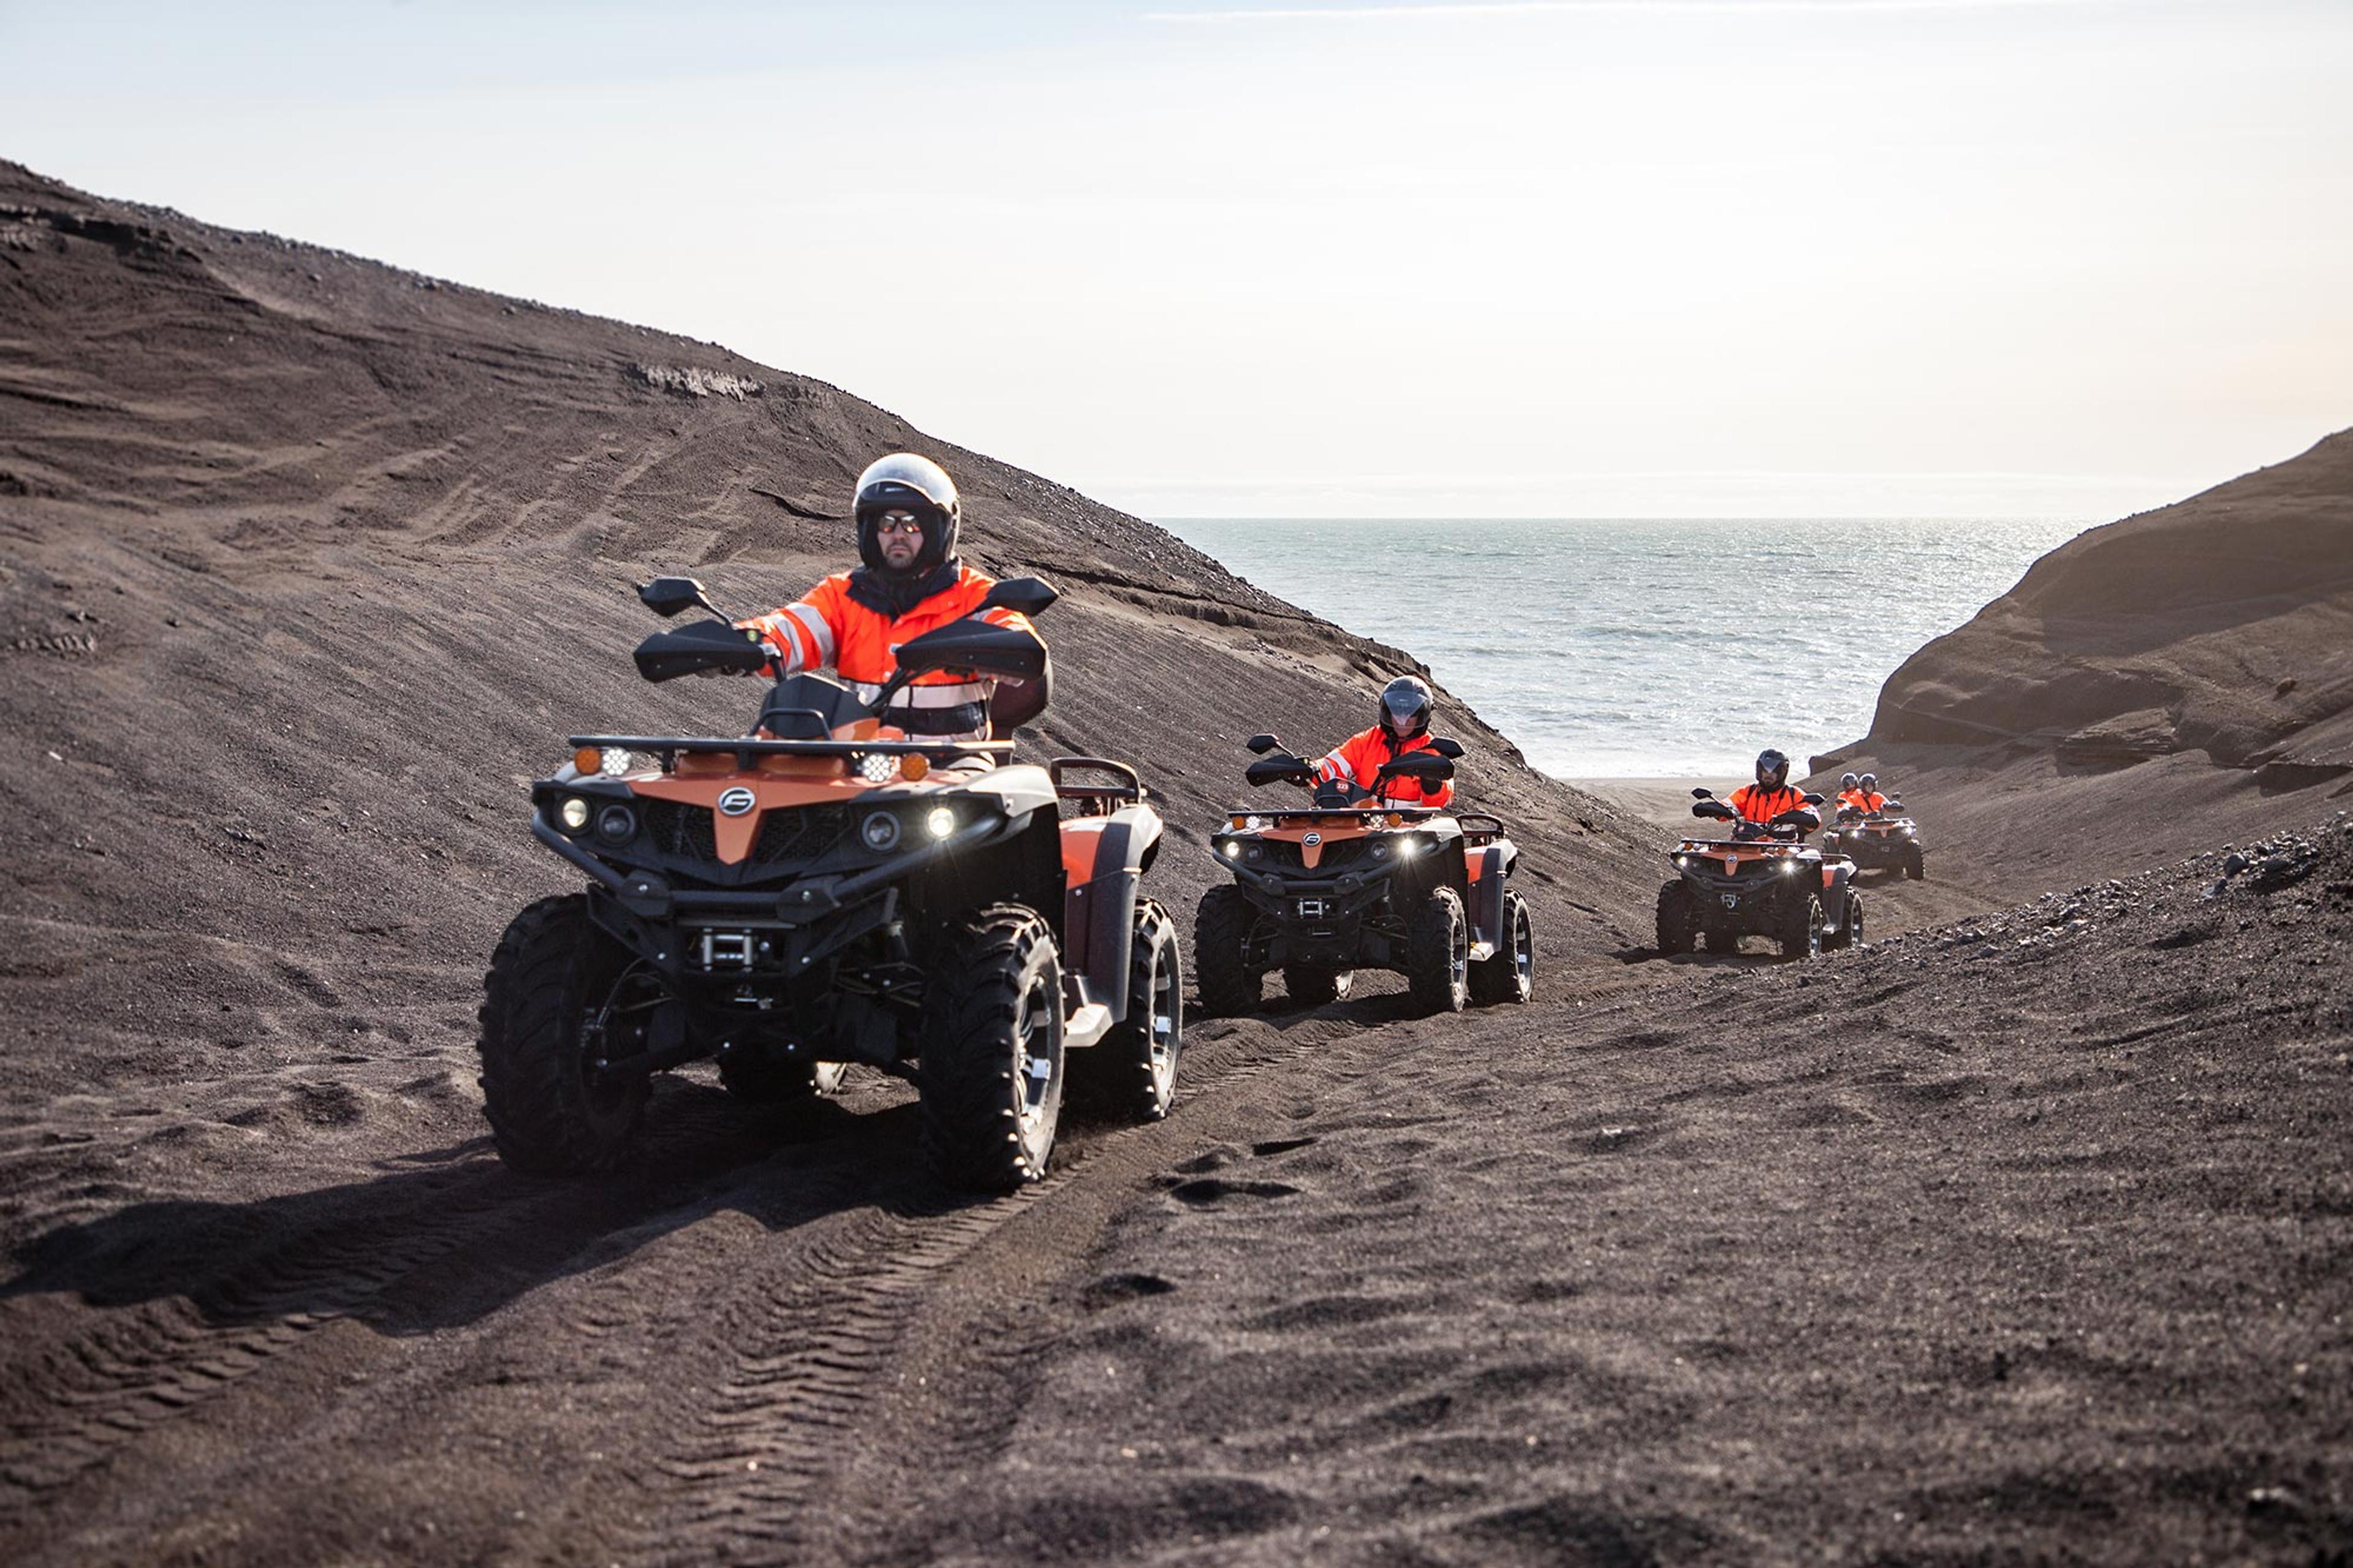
[729,453,1046,746]
[1728,748,1819,833]
[1305,676,1455,809]
[1732,744,1816,828]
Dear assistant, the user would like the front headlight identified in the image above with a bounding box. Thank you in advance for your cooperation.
[558,796,591,833]
[1244,815,1266,831]
[594,804,637,843]
[1219,839,1241,859]
[861,809,903,851]
[852,751,898,785]
[925,806,957,839]
[1779,859,1800,874]
[1396,836,1422,860]
[1675,855,1691,868]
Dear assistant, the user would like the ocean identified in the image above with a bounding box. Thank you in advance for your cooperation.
[1159,517,2092,780]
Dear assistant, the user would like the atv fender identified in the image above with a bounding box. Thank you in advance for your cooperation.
[1465,843,1512,956]
[961,761,1061,820]
[1821,858,1857,927]
[1060,804,1164,1026]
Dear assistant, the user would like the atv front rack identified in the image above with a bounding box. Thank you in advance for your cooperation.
[1222,806,1445,824]
[570,734,1012,773]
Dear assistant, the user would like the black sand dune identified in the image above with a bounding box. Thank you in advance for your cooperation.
[3,162,2347,1564]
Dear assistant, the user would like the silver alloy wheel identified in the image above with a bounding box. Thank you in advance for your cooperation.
[1146,953,1178,1093]
[1013,973,1056,1137]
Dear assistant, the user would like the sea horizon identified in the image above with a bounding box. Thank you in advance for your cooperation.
[1158,514,2093,782]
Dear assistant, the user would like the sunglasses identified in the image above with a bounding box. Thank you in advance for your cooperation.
[874,514,925,536]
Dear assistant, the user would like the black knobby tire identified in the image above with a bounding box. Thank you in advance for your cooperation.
[1905,846,1927,881]
[1283,964,1353,1008]
[1469,888,1534,1005]
[1192,884,1262,1018]
[720,1053,849,1105]
[1654,881,1698,956]
[1778,891,1825,960]
[918,904,1064,1191]
[1406,886,1470,1015]
[1076,897,1185,1124]
[477,894,647,1175]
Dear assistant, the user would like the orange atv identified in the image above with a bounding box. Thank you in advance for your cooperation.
[1192,733,1534,1017]
[477,574,1181,1192]
[1655,786,1862,959]
[1822,796,1926,880]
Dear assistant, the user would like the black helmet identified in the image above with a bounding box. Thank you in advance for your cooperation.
[1756,748,1790,789]
[1379,675,1433,738]
[852,453,960,575]
[1840,772,1859,790]
[1859,772,1878,791]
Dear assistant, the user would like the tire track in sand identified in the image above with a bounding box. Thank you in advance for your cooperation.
[613,1013,1357,1567]
[0,1092,761,1540]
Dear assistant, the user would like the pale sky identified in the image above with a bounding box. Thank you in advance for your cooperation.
[4,0,2347,517]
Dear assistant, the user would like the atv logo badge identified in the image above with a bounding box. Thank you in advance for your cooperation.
[716,786,757,817]
[1303,831,1322,846]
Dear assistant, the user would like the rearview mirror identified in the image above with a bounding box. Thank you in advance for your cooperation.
[1427,736,1464,759]
[1691,787,1715,800]
[638,576,714,619]
[978,575,1059,618]
[1246,733,1281,755]
[1801,792,1824,806]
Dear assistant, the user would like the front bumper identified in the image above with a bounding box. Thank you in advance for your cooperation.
[1212,852,1405,968]
[536,808,1008,926]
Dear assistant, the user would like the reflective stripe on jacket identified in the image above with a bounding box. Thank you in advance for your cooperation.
[738,566,1036,740]
[1313,726,1454,808]
[1729,783,1816,827]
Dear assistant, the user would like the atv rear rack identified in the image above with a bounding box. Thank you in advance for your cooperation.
[571,734,1012,772]
[1051,756,1150,814]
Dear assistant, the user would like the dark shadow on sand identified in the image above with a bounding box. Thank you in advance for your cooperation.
[0,1077,972,1337]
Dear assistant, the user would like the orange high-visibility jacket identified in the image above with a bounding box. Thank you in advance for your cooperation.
[1729,782,1816,827]
[738,566,1037,739]
[1313,727,1454,808]
[1838,789,1887,813]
